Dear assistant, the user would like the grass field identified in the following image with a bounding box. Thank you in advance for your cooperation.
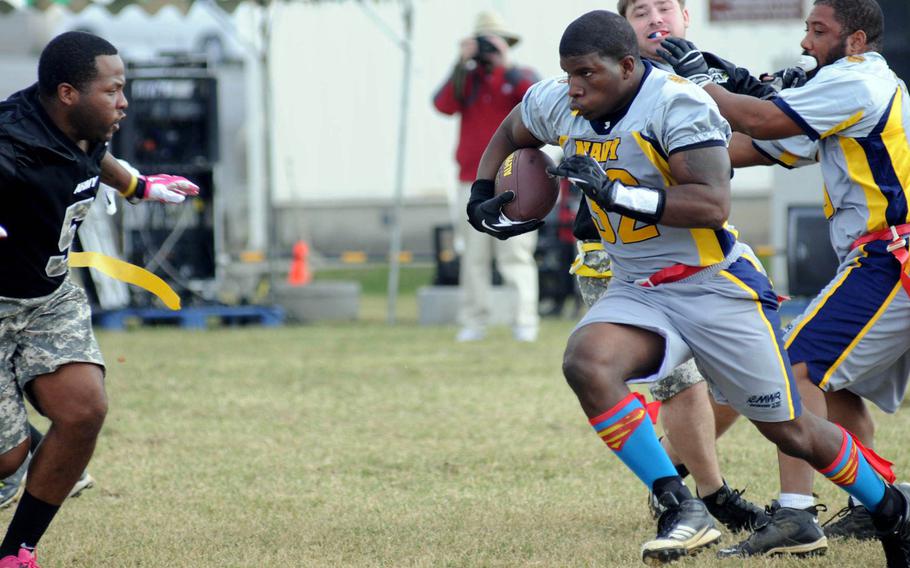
[19,283,910,567]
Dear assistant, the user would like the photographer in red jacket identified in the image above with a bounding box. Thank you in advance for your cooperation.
[433,12,541,342]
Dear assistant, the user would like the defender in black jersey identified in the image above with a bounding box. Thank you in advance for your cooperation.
[0,32,197,567]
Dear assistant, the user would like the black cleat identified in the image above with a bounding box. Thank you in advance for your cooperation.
[823,501,876,541]
[641,494,721,565]
[701,482,769,533]
[874,483,910,568]
[716,501,827,558]
[647,490,666,520]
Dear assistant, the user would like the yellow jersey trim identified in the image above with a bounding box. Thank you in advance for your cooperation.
[719,269,796,420]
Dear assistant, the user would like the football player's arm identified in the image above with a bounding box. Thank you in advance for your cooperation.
[703,84,804,140]
[476,105,544,180]
[100,151,133,195]
[662,145,732,229]
[728,132,774,167]
[100,152,199,204]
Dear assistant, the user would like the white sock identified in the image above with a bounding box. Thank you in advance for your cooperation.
[849,495,862,508]
[778,493,816,510]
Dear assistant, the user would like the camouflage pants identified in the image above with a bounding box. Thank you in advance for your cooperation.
[0,278,104,454]
[576,272,705,402]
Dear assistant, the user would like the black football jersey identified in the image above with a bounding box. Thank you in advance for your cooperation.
[0,84,107,298]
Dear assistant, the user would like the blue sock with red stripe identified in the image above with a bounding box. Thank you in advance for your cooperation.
[589,392,678,489]
[818,426,887,511]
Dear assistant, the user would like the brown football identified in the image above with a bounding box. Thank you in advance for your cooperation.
[494,148,559,221]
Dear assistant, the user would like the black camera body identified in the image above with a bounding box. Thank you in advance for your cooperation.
[474,36,500,65]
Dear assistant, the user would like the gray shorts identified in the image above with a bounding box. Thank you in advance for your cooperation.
[575,257,705,402]
[576,255,799,422]
[0,278,104,453]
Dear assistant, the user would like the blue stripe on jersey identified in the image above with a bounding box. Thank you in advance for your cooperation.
[725,257,802,418]
[669,139,727,155]
[855,91,910,227]
[715,227,737,258]
[773,98,820,140]
[786,241,903,388]
[752,140,796,169]
[639,132,668,160]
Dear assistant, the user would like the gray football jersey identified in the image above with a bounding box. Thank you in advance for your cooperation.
[522,62,735,282]
[771,52,910,261]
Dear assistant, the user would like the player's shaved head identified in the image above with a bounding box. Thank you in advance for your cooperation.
[38,31,118,97]
[814,0,883,51]
[560,10,640,61]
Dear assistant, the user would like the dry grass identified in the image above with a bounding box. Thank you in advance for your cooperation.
[16,299,908,567]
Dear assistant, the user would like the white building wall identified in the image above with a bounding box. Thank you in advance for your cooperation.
[267,0,814,204]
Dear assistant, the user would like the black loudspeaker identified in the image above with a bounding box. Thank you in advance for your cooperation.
[880,0,910,83]
[124,169,216,284]
[113,61,219,300]
[787,206,839,297]
[113,71,219,168]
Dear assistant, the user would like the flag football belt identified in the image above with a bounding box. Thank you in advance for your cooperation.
[851,223,910,298]
[69,252,181,310]
[634,255,791,304]
[569,241,613,279]
[635,263,706,288]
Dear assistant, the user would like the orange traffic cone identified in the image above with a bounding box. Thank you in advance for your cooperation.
[287,240,312,286]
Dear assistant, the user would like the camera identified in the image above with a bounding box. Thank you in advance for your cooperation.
[473,36,500,64]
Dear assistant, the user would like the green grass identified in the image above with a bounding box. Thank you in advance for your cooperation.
[314,265,435,296]
[20,314,908,567]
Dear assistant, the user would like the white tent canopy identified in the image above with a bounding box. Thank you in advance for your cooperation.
[4,0,415,323]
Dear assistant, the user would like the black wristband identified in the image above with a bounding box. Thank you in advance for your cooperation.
[127,176,147,204]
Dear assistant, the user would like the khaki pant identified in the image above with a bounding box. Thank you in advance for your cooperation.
[453,182,539,330]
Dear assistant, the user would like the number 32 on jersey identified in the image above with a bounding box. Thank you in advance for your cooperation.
[589,169,660,244]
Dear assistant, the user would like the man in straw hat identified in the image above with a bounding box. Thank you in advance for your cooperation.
[433,11,542,343]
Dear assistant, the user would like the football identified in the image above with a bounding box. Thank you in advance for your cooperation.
[494,148,559,221]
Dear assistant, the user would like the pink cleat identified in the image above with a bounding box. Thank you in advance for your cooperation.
[0,548,40,568]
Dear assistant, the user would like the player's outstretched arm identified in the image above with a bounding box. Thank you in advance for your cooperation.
[729,132,775,168]
[657,38,807,139]
[100,152,200,204]
[702,84,804,140]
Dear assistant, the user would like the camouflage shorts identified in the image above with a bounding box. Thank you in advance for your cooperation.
[0,278,104,453]
[648,357,705,402]
[574,244,612,308]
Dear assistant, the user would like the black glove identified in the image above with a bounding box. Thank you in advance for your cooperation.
[547,155,613,208]
[657,37,712,86]
[548,155,665,225]
[466,180,543,240]
[760,66,809,92]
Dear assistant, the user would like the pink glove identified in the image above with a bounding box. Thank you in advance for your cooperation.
[133,174,200,204]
